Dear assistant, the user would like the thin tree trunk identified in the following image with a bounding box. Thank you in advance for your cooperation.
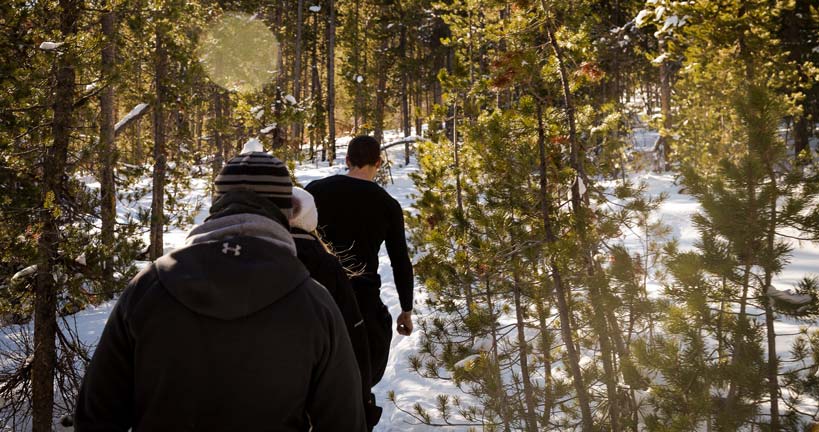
[326,0,336,164]
[763,278,779,430]
[726,25,758,421]
[99,7,117,296]
[657,39,672,171]
[400,24,411,165]
[512,268,539,432]
[293,0,304,148]
[536,101,593,431]
[352,0,362,132]
[535,283,554,427]
[485,278,511,432]
[194,103,203,160]
[211,87,224,192]
[725,262,752,421]
[310,11,324,161]
[452,103,472,311]
[763,165,780,430]
[543,11,621,429]
[414,72,423,137]
[34,0,81,429]
[150,26,168,260]
[781,0,811,160]
[373,7,388,142]
[134,60,144,164]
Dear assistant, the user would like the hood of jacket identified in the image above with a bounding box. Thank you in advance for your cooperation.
[155,212,308,320]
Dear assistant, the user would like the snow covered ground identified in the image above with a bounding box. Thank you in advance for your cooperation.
[4,128,817,430]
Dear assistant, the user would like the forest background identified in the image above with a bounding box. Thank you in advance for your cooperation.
[1,0,819,430]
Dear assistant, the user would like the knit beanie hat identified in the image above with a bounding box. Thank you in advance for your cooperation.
[214,150,293,218]
[290,187,318,232]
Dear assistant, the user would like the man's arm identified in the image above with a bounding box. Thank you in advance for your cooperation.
[385,198,414,313]
[75,293,135,431]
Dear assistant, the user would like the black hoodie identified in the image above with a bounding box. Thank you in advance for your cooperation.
[75,193,366,432]
[291,229,374,414]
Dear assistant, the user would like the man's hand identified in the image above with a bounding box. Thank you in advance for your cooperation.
[396,311,413,336]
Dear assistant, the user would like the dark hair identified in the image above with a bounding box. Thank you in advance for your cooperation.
[346,135,381,168]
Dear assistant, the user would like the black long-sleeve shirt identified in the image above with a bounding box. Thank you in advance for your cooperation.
[306,175,414,312]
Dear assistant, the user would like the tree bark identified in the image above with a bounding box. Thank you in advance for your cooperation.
[484,277,511,431]
[763,144,781,431]
[536,101,594,432]
[400,24,411,165]
[310,10,324,161]
[99,7,117,296]
[543,12,619,428]
[535,285,554,427]
[512,268,539,432]
[657,38,672,171]
[781,0,811,160]
[326,0,336,164]
[34,0,81,429]
[150,26,168,260]
[211,87,224,193]
[293,0,304,148]
[373,6,388,143]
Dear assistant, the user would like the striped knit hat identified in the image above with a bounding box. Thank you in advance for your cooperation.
[214,152,293,218]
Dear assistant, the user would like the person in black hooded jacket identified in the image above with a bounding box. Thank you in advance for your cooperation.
[75,151,365,432]
[289,187,380,429]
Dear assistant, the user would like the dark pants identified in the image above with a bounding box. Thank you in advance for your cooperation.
[352,280,393,429]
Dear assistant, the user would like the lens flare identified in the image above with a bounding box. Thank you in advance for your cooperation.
[197,13,280,94]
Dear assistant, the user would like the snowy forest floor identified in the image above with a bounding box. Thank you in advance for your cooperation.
[31,129,819,430]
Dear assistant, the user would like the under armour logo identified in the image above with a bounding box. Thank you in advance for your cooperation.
[222,242,242,256]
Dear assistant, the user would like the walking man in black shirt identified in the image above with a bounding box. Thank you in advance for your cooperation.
[306,135,414,429]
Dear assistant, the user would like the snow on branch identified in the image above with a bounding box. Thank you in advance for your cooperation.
[39,41,64,51]
[453,354,481,370]
[380,135,429,151]
[767,286,814,313]
[11,265,37,282]
[114,103,150,136]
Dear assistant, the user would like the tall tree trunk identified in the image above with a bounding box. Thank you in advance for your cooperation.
[781,0,811,160]
[194,103,203,160]
[452,103,472,311]
[293,0,304,148]
[326,0,336,164]
[763,154,781,430]
[134,60,144,164]
[34,0,81,429]
[311,11,324,161]
[657,40,672,171]
[211,87,224,193]
[352,0,362,132]
[535,285,554,427]
[512,267,538,432]
[763,269,780,430]
[543,12,621,428]
[373,7,388,143]
[400,24,411,165]
[414,71,423,138]
[725,23,759,424]
[150,26,168,260]
[99,7,117,296]
[485,278,511,432]
[725,262,752,423]
[536,101,594,431]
